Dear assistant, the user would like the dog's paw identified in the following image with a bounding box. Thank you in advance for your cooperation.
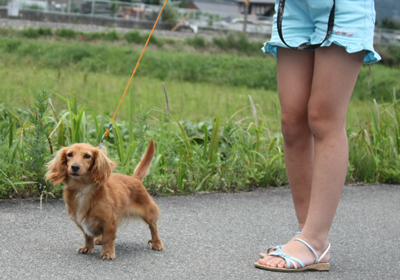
[148,239,164,251]
[77,246,94,254]
[100,251,116,260]
[94,237,103,245]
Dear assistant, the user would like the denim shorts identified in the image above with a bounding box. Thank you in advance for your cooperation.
[262,0,381,63]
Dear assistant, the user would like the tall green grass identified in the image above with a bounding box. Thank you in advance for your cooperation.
[1,86,399,199]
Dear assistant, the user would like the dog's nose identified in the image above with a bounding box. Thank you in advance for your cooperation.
[71,164,80,172]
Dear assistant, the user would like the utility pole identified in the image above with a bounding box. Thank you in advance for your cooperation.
[243,0,249,33]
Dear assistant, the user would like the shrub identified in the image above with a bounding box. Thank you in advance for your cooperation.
[147,34,164,47]
[161,3,178,26]
[376,45,400,67]
[38,27,52,37]
[186,36,207,48]
[81,32,102,41]
[22,28,39,39]
[26,4,44,10]
[212,37,228,49]
[102,30,119,41]
[124,30,143,44]
[55,28,76,39]
[0,27,9,37]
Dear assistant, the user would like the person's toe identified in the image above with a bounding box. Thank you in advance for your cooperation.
[271,257,284,267]
[258,258,267,265]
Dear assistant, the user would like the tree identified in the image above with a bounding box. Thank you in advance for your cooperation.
[379,17,400,29]
[162,3,178,26]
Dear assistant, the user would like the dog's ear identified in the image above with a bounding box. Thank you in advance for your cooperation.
[91,148,116,183]
[45,147,69,185]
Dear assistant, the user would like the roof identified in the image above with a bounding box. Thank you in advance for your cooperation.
[233,0,275,4]
[190,1,239,14]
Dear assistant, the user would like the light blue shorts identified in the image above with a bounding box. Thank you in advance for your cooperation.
[263,0,381,64]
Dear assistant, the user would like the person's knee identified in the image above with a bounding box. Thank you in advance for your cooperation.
[307,107,345,140]
[281,112,310,145]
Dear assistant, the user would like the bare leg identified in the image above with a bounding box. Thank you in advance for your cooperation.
[277,48,315,228]
[261,48,315,263]
[260,44,365,268]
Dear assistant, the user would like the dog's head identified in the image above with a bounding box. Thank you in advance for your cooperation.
[45,143,116,185]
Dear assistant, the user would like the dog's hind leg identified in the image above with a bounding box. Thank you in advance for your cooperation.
[94,236,103,245]
[142,204,163,251]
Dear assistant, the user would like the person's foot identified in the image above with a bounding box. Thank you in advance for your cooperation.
[258,234,330,269]
[260,229,302,260]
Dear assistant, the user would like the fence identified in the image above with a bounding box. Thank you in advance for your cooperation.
[1,0,399,43]
[2,0,273,34]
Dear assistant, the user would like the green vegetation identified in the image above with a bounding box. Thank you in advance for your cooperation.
[0,27,399,198]
[1,87,400,199]
[161,3,179,26]
[378,17,400,29]
[0,36,399,101]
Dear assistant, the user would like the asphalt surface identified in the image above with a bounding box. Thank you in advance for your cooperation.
[1,184,400,280]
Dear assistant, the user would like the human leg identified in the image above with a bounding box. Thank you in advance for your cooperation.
[260,47,314,263]
[276,47,315,229]
[260,44,365,269]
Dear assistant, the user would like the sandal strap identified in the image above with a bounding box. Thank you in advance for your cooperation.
[319,243,331,261]
[268,248,305,269]
[294,238,331,264]
[266,245,284,254]
[265,230,302,254]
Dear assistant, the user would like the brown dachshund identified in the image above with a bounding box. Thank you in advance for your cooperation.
[45,139,163,260]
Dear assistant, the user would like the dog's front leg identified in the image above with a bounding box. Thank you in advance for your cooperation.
[147,221,163,251]
[100,220,117,260]
[77,233,95,254]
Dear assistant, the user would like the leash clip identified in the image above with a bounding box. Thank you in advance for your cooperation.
[98,123,113,149]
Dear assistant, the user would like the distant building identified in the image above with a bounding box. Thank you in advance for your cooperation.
[233,0,275,17]
[186,1,239,14]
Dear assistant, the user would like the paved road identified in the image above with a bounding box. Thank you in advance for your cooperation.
[1,185,399,280]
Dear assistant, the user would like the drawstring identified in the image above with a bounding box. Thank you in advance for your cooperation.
[277,0,336,51]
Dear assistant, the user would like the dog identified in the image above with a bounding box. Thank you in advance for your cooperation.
[45,139,163,260]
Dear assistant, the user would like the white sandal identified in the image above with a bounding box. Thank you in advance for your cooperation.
[255,238,331,272]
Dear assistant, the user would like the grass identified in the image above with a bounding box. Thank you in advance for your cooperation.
[0,27,399,198]
[0,36,399,104]
[0,61,281,129]
[1,86,400,199]
[0,59,390,133]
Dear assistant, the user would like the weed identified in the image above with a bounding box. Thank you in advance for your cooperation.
[24,88,53,193]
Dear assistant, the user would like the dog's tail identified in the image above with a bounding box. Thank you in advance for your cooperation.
[133,139,155,181]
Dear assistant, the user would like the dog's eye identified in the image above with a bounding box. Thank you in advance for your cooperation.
[67,153,73,157]
[84,154,91,159]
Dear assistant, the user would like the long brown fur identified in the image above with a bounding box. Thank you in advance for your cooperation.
[45,139,163,260]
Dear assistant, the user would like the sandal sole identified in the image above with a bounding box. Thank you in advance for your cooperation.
[254,262,330,272]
